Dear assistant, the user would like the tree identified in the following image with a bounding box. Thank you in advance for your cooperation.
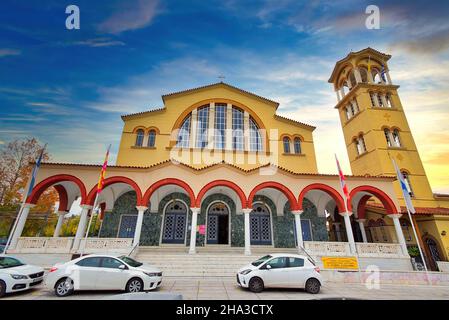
[0,138,56,212]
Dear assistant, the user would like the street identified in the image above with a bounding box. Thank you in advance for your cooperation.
[3,278,449,300]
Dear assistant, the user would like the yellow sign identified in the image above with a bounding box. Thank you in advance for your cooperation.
[321,257,359,270]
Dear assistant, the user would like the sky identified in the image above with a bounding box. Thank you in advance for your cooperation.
[1,0,449,193]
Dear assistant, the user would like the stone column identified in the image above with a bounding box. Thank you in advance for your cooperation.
[388,214,408,256]
[133,206,148,247]
[243,208,252,255]
[340,212,356,254]
[357,219,368,243]
[225,103,233,151]
[386,71,392,85]
[243,111,250,151]
[207,102,215,148]
[291,210,304,249]
[189,208,200,254]
[190,108,198,148]
[9,203,35,249]
[73,205,92,250]
[53,211,67,237]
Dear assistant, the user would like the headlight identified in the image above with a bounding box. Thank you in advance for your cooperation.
[11,274,28,280]
[240,269,252,275]
[144,272,160,277]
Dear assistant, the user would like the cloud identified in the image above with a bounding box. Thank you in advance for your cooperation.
[26,102,73,115]
[0,48,21,57]
[70,38,125,48]
[391,30,449,55]
[97,0,160,34]
[0,114,46,122]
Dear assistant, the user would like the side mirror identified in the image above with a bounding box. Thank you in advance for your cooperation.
[119,264,127,270]
[266,264,272,270]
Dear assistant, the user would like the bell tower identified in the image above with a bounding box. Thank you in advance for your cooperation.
[329,48,435,208]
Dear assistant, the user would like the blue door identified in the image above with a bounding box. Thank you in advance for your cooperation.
[162,201,187,244]
[294,219,312,243]
[250,204,272,245]
[118,215,137,238]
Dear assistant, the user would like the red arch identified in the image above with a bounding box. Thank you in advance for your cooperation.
[248,181,298,210]
[356,195,371,219]
[86,176,143,206]
[27,174,87,205]
[196,180,247,208]
[53,185,68,212]
[298,183,346,213]
[143,178,195,207]
[348,185,398,214]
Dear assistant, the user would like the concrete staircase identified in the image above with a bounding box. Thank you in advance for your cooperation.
[134,245,300,278]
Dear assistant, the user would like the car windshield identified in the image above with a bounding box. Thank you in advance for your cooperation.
[251,255,272,266]
[118,256,143,267]
[0,257,24,269]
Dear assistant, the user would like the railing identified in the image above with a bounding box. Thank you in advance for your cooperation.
[79,238,133,253]
[304,241,405,258]
[13,237,74,253]
[356,243,405,257]
[304,241,351,256]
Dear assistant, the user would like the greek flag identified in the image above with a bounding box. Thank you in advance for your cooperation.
[392,159,416,214]
[381,64,387,82]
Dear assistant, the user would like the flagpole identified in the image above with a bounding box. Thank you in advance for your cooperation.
[405,206,430,274]
[4,144,47,254]
[79,193,99,256]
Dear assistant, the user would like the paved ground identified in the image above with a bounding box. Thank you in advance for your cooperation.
[3,278,449,300]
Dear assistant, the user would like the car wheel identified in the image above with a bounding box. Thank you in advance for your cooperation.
[126,278,143,293]
[0,280,6,298]
[248,277,264,293]
[55,278,74,297]
[305,278,321,294]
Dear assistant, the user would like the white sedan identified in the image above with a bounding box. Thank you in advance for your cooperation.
[237,253,323,294]
[0,256,45,297]
[45,254,162,297]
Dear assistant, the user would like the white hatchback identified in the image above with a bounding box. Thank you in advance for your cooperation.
[237,253,323,294]
[45,254,162,297]
[0,256,45,297]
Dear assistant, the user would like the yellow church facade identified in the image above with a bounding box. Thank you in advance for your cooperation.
[7,48,449,272]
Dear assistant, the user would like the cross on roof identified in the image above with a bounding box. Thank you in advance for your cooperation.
[218,75,225,82]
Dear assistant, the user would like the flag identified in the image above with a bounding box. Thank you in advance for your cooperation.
[335,154,350,205]
[392,159,416,214]
[26,144,47,199]
[381,64,387,82]
[97,144,111,195]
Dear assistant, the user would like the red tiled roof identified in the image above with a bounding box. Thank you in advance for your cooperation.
[121,107,166,120]
[274,114,316,130]
[366,203,449,216]
[38,160,395,180]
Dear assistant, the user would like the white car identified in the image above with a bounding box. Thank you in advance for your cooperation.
[45,254,162,297]
[237,253,323,294]
[0,256,45,297]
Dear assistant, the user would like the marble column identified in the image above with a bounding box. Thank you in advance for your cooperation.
[357,219,368,243]
[388,213,408,256]
[243,208,252,255]
[9,203,35,249]
[189,208,200,254]
[73,205,92,250]
[291,210,304,249]
[53,211,67,238]
[133,206,148,247]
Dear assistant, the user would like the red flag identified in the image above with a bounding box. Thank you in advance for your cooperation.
[97,145,111,195]
[335,154,350,204]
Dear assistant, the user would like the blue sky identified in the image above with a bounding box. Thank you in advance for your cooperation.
[1,0,449,192]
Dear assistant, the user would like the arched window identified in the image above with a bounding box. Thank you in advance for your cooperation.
[355,135,367,155]
[345,106,351,120]
[214,103,226,149]
[283,137,291,153]
[196,105,209,148]
[401,171,414,197]
[232,107,244,151]
[377,93,385,107]
[135,129,144,147]
[384,128,392,147]
[147,130,156,147]
[393,129,401,147]
[386,94,393,108]
[359,67,368,83]
[249,117,262,151]
[369,92,377,107]
[294,137,301,154]
[176,114,192,148]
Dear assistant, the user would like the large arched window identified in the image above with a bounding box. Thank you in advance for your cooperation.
[249,117,262,151]
[135,129,144,147]
[176,114,191,148]
[283,137,291,153]
[294,137,302,154]
[196,105,209,148]
[232,107,244,151]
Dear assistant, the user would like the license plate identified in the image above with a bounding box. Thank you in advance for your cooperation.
[32,277,42,283]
